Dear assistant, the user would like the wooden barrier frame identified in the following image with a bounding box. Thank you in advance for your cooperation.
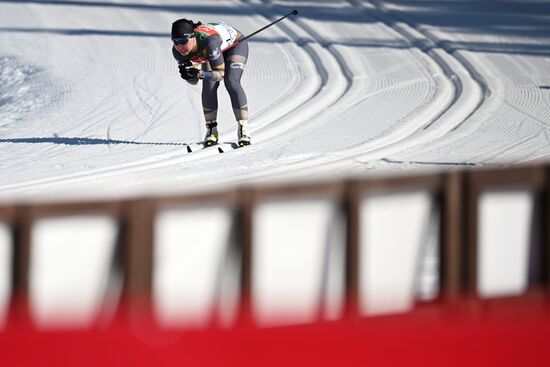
[0,164,549,327]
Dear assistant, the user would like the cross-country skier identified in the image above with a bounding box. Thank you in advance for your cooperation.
[171,18,251,147]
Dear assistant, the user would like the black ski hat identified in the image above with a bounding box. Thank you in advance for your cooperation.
[171,19,196,39]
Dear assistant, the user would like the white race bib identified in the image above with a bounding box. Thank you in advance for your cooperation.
[212,22,239,49]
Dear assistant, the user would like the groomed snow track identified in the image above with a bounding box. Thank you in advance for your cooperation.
[0,0,549,201]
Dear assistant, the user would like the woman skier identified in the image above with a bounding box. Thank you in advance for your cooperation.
[171,18,251,147]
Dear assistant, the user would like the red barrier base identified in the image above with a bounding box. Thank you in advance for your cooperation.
[1,300,549,366]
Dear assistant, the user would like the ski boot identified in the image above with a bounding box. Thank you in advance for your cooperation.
[237,120,251,147]
[204,121,219,147]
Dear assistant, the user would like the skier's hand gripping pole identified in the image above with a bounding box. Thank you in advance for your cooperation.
[193,9,298,65]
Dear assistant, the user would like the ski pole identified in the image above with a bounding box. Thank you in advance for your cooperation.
[194,9,298,64]
[237,9,298,44]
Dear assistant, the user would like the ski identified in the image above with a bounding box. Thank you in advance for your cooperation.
[217,142,246,153]
[185,141,243,153]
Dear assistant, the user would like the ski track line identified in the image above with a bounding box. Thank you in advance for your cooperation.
[235,0,351,143]
[223,1,430,146]
[374,0,550,167]
[243,0,453,152]
[253,0,485,176]
[343,0,484,153]
[205,6,310,138]
[371,2,550,163]
[0,1,333,196]
[233,11,318,134]
[501,56,550,129]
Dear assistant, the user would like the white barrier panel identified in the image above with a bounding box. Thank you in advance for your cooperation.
[30,216,118,328]
[253,199,344,326]
[360,191,434,316]
[416,208,440,302]
[153,206,235,328]
[0,223,11,328]
[478,191,533,298]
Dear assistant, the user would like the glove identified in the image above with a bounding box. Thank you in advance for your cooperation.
[186,67,199,79]
[178,65,199,80]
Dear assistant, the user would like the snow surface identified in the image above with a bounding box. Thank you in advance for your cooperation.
[0,0,549,202]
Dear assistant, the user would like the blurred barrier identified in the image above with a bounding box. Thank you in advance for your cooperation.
[0,165,548,329]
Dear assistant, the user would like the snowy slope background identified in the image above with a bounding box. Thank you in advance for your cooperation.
[1,0,550,202]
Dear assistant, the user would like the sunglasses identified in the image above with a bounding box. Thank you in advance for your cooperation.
[173,33,195,46]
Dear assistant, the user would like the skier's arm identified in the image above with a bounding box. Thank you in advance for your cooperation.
[199,36,225,82]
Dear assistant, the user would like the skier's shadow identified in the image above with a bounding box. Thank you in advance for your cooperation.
[0,136,187,146]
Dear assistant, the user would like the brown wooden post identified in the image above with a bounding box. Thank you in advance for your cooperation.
[8,205,32,324]
[0,206,17,303]
[465,171,481,301]
[440,171,466,305]
[237,188,254,324]
[344,180,361,319]
[0,206,16,226]
[121,199,155,313]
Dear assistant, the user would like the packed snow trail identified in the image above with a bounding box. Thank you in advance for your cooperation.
[376,0,550,166]
[0,0,549,201]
